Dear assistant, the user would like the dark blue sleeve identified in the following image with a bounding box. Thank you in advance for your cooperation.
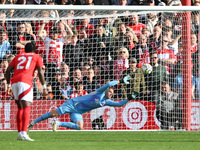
[96,80,118,94]
[105,99,128,107]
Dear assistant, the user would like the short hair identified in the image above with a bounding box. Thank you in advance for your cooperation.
[17,21,25,27]
[25,41,36,53]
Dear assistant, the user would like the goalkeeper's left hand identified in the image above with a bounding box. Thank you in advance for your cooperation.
[120,75,131,84]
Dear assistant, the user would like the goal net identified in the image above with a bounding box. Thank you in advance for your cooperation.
[0,5,199,131]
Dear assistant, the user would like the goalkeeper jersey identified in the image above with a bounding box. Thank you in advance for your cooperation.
[71,80,128,114]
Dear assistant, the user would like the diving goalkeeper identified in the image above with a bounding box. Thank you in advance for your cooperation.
[28,80,129,131]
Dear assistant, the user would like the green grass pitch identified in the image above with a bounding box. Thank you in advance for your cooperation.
[1,131,200,150]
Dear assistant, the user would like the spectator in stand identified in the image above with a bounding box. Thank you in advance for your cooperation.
[143,12,159,35]
[147,51,168,103]
[86,56,95,68]
[31,10,53,36]
[0,78,12,100]
[83,68,101,93]
[99,52,114,84]
[61,62,70,80]
[38,22,73,67]
[25,22,36,41]
[7,54,15,64]
[43,84,54,100]
[33,70,41,100]
[121,57,146,100]
[60,76,73,100]
[51,69,62,100]
[88,24,113,58]
[0,29,11,59]
[156,36,176,75]
[190,32,198,53]
[131,0,147,5]
[72,68,82,82]
[131,34,154,68]
[77,13,94,38]
[110,0,131,5]
[125,30,137,51]
[114,23,131,50]
[64,35,84,70]
[141,28,150,41]
[173,63,195,99]
[163,26,181,55]
[77,28,89,49]
[149,24,162,50]
[114,47,129,80]
[0,11,13,35]
[127,14,147,38]
[9,22,35,55]
[70,81,88,98]
[81,63,90,78]
[0,57,8,77]
[158,81,182,130]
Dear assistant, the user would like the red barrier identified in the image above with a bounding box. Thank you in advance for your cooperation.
[0,100,199,130]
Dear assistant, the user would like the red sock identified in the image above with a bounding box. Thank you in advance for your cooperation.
[17,107,23,132]
[22,106,31,132]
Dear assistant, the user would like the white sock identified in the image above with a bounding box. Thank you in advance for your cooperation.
[21,131,27,136]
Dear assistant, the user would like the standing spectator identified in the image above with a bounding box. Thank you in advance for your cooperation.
[127,14,147,38]
[60,77,73,100]
[156,36,176,75]
[51,69,62,100]
[61,62,70,80]
[148,51,168,103]
[33,70,41,100]
[163,26,180,55]
[0,78,12,100]
[5,42,47,141]
[121,57,146,100]
[0,57,8,77]
[88,24,113,57]
[191,11,199,34]
[39,22,73,67]
[77,28,89,49]
[125,30,137,51]
[0,29,11,59]
[173,63,195,99]
[83,68,101,93]
[114,47,129,80]
[76,13,95,38]
[149,24,162,50]
[190,32,198,53]
[9,22,35,55]
[64,35,84,70]
[131,34,154,68]
[158,81,182,130]
[71,68,82,84]
[25,22,36,41]
[143,13,158,35]
[70,81,88,98]
[98,52,114,83]
[81,63,90,78]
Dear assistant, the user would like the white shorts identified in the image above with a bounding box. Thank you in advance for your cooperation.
[12,82,33,103]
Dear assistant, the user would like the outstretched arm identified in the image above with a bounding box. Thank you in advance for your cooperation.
[105,99,128,107]
[96,80,119,94]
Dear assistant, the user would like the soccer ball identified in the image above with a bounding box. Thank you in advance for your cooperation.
[141,63,152,75]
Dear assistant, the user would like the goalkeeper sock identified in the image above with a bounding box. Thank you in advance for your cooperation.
[17,107,23,132]
[58,122,80,130]
[22,106,31,132]
[34,112,51,124]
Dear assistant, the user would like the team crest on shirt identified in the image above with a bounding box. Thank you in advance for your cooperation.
[95,99,99,104]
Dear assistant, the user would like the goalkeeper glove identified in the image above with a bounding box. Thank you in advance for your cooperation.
[120,75,131,84]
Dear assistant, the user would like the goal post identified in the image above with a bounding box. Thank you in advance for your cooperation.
[0,5,199,131]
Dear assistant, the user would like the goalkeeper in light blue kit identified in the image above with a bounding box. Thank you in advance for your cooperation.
[28,80,130,131]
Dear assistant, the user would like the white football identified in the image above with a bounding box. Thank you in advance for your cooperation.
[141,63,152,75]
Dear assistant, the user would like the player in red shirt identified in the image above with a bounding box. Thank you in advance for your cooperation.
[6,42,48,141]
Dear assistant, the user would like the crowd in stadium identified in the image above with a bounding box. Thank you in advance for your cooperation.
[0,0,200,130]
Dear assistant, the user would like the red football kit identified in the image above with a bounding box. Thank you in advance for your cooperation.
[10,52,43,86]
